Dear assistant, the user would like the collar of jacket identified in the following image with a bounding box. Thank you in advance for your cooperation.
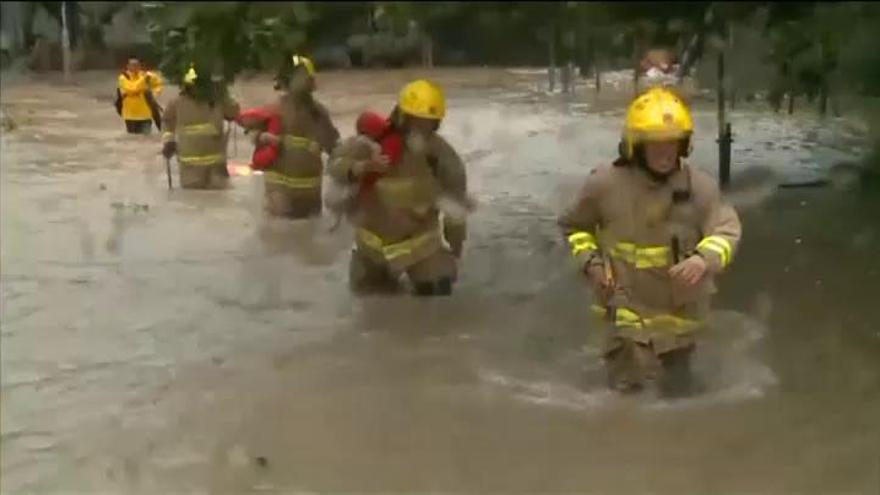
[631,161,690,191]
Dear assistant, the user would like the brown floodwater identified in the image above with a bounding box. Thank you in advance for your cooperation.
[1,68,878,494]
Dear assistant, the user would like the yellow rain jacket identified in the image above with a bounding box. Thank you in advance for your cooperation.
[118,70,163,121]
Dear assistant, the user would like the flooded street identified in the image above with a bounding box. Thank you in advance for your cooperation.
[2,68,879,493]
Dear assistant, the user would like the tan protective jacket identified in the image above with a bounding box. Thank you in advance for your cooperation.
[264,93,339,198]
[162,93,240,168]
[558,161,741,347]
[327,133,468,273]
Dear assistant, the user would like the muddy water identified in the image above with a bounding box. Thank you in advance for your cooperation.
[1,69,879,493]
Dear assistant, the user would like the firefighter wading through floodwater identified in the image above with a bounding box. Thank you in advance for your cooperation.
[242,55,340,219]
[7,59,880,492]
[161,64,241,189]
[559,87,742,398]
[156,54,742,397]
[326,80,474,297]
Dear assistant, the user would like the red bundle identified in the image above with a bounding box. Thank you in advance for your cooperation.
[356,111,402,194]
[236,107,282,170]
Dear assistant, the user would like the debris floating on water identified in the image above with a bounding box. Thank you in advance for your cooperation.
[110,201,150,212]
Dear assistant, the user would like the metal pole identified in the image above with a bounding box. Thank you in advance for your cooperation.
[548,25,556,93]
[717,51,725,133]
[719,123,732,189]
[717,50,731,189]
[633,41,640,97]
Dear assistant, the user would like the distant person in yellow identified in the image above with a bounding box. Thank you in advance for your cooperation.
[116,57,163,134]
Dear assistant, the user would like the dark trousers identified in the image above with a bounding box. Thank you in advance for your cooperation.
[125,120,152,135]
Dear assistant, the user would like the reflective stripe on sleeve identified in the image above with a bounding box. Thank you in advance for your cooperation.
[567,231,598,257]
[697,235,732,267]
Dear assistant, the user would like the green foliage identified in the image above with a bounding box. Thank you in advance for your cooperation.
[836,3,880,97]
[80,2,129,49]
[143,1,310,87]
[134,0,880,104]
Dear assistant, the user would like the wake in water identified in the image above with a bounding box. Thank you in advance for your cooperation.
[478,309,778,413]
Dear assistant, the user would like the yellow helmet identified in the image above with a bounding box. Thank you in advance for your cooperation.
[183,64,197,85]
[292,54,316,77]
[398,79,446,120]
[622,87,693,158]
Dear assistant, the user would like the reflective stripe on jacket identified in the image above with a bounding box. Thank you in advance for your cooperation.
[559,161,741,328]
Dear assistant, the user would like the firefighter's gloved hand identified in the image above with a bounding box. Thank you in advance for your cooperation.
[353,156,390,177]
[669,254,708,287]
[371,149,391,169]
[585,263,613,299]
[162,141,177,159]
[258,132,281,146]
[245,129,261,146]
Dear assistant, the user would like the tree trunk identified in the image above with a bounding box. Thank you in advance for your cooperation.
[830,94,841,117]
[61,1,72,82]
[23,2,36,50]
[717,50,726,131]
[633,52,638,95]
[788,93,795,115]
[48,2,81,50]
[64,1,80,50]
[548,25,557,93]
[1,1,27,55]
[421,34,433,69]
[819,84,828,117]
[770,89,782,113]
[676,4,711,85]
[561,60,572,94]
[727,24,735,111]
[562,28,575,93]
[717,51,731,189]
[632,33,641,96]
[591,39,600,93]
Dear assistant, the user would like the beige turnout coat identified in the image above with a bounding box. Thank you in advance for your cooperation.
[558,161,741,353]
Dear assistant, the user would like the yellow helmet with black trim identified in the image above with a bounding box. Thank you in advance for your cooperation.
[292,54,316,77]
[622,87,693,158]
[183,64,197,85]
[398,79,446,120]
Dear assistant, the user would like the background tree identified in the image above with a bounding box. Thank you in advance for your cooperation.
[143,1,311,88]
